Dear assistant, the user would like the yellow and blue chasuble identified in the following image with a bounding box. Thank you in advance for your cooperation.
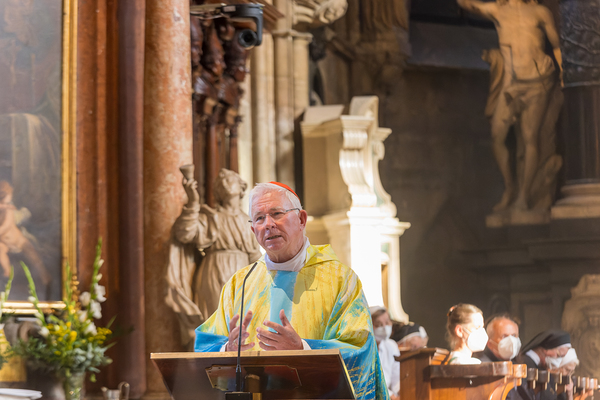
[195,244,389,400]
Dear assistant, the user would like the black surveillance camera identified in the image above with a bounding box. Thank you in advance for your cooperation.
[190,3,264,49]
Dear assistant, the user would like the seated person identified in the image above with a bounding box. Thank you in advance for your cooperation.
[370,306,400,400]
[555,348,578,376]
[550,348,579,400]
[476,314,521,362]
[445,303,487,365]
[516,329,571,370]
[194,182,389,400]
[391,322,428,351]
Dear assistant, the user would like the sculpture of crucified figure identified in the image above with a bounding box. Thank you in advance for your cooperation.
[457,0,563,211]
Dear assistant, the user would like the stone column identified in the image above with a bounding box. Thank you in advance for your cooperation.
[251,33,277,183]
[238,58,253,212]
[143,0,193,395]
[552,0,600,218]
[293,32,313,119]
[273,0,296,187]
[117,0,146,396]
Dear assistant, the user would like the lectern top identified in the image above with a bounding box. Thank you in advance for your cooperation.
[152,349,356,400]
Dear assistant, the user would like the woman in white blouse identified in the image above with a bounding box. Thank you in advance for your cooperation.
[445,303,488,365]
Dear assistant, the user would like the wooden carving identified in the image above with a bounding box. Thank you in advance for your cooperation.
[190,1,251,207]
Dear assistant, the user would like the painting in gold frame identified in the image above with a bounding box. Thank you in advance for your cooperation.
[0,0,76,310]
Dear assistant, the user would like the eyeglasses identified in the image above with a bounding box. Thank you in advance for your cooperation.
[249,208,300,225]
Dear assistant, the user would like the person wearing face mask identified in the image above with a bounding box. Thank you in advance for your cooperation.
[516,329,571,370]
[370,306,400,400]
[392,322,429,351]
[445,303,488,365]
[476,314,521,362]
[548,349,579,400]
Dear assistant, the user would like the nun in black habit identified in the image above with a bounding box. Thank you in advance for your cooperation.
[516,329,571,370]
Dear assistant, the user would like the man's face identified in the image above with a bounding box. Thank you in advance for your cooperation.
[250,191,307,263]
[487,318,519,359]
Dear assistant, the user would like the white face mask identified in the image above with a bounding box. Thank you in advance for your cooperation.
[465,327,488,352]
[374,325,392,342]
[545,355,563,369]
[496,336,521,360]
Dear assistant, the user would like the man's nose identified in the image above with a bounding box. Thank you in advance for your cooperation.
[263,213,277,226]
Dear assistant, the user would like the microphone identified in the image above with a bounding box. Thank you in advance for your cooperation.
[227,262,258,400]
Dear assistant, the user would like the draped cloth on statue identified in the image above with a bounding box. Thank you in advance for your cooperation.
[194,244,389,400]
[171,205,262,321]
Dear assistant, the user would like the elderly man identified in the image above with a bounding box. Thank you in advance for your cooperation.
[477,314,521,362]
[194,182,388,400]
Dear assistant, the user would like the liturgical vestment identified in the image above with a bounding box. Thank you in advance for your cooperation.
[194,244,389,400]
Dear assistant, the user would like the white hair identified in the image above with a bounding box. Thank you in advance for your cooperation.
[248,183,302,218]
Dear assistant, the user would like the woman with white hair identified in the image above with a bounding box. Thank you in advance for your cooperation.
[549,348,579,400]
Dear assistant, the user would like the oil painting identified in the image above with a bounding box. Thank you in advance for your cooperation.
[0,0,65,301]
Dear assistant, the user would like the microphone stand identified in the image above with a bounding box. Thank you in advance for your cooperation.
[226,262,257,400]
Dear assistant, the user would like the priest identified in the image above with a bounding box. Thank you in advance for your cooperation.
[194,182,389,400]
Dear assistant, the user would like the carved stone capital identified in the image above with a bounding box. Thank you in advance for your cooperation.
[293,0,348,29]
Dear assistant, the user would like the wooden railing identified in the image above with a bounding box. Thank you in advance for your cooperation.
[397,348,598,400]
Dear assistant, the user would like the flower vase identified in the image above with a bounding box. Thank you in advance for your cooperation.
[62,371,85,400]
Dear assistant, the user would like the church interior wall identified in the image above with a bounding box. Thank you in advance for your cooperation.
[4,0,600,397]
[378,66,501,347]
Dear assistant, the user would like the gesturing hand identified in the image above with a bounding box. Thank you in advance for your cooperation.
[225,311,254,352]
[256,309,303,351]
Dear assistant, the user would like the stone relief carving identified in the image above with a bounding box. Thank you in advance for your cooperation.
[563,275,600,378]
[165,167,261,347]
[559,0,600,87]
[294,0,348,28]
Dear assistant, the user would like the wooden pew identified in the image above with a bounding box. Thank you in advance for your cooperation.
[397,348,526,400]
[526,368,598,400]
[573,376,598,400]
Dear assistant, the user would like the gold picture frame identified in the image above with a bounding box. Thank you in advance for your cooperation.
[0,0,77,312]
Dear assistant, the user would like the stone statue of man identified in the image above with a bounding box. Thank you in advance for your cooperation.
[165,168,261,347]
[457,0,563,212]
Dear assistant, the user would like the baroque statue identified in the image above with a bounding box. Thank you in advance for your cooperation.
[166,167,261,347]
[458,0,563,217]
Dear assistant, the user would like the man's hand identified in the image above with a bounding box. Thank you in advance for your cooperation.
[256,309,303,351]
[225,311,254,352]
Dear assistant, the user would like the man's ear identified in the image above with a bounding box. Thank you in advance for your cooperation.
[299,209,308,228]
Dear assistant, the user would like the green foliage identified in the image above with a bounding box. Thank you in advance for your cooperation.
[10,239,113,380]
[0,268,14,368]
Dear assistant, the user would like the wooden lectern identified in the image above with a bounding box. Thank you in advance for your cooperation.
[398,348,527,400]
[151,349,356,400]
